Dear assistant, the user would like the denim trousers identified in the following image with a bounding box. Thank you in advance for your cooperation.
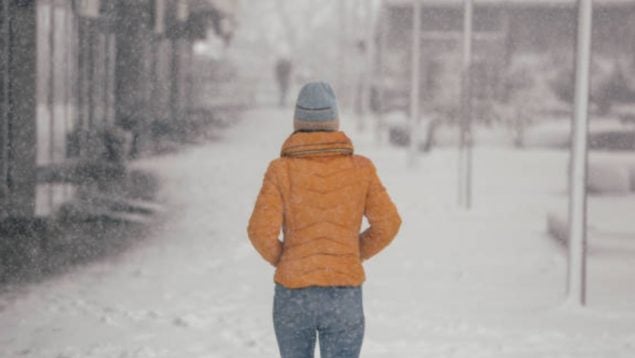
[273,284,365,358]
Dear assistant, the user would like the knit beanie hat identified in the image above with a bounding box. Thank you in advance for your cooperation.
[293,82,340,131]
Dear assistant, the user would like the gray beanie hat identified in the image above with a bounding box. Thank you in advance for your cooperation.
[293,82,339,131]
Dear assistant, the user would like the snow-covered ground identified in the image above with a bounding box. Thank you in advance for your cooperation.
[1,107,635,358]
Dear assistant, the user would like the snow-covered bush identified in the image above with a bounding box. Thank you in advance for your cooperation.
[546,210,568,245]
[549,55,616,114]
[587,159,631,195]
[495,54,561,147]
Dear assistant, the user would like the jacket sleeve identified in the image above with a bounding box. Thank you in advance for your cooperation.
[247,161,284,266]
[359,161,401,261]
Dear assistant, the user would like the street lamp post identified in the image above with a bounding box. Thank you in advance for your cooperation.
[338,0,347,107]
[376,0,388,145]
[567,0,593,307]
[359,0,375,132]
[408,0,421,166]
[459,0,474,209]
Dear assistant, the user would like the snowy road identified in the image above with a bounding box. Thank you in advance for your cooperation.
[2,107,635,357]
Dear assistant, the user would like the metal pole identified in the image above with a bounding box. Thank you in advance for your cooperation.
[376,0,388,146]
[408,0,421,166]
[350,0,361,117]
[459,0,474,209]
[338,0,346,104]
[0,0,9,196]
[359,0,375,132]
[567,0,593,307]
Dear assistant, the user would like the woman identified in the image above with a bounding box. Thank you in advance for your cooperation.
[248,81,401,358]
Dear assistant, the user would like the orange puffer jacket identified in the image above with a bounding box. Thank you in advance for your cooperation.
[248,131,401,288]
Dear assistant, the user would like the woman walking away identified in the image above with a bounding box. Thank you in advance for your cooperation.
[247,81,401,358]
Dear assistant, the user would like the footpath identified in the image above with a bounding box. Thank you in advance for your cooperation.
[1,107,634,358]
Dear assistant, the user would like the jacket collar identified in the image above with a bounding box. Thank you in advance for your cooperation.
[281,131,354,158]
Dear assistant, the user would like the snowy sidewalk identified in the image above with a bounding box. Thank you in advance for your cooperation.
[1,107,635,358]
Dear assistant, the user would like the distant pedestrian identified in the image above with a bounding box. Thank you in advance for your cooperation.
[275,57,293,107]
[248,81,401,358]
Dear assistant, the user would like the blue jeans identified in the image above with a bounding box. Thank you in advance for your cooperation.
[273,284,365,358]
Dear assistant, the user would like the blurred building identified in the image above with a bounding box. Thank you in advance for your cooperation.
[0,0,236,220]
[377,0,635,115]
